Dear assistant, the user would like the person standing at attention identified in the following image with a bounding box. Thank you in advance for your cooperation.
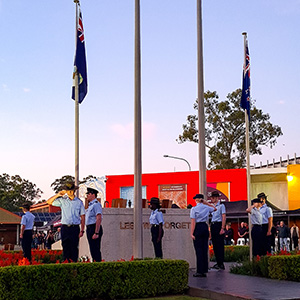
[257,192,273,255]
[246,198,263,257]
[47,182,85,262]
[190,194,216,277]
[210,191,226,270]
[20,203,35,262]
[149,197,164,258]
[85,187,103,262]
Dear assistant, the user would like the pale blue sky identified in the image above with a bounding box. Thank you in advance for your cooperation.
[0,0,299,199]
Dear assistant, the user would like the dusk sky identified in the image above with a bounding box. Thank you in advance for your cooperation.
[1,0,299,199]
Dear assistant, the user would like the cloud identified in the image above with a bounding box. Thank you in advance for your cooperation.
[111,123,133,140]
[23,88,31,93]
[111,122,157,141]
[2,84,9,92]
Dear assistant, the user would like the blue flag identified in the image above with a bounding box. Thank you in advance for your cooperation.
[72,4,88,103]
[240,40,250,119]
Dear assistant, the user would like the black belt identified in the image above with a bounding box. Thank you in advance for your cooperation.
[253,224,262,227]
[87,224,96,228]
[62,224,79,227]
[196,222,206,224]
[211,221,222,225]
[151,224,159,227]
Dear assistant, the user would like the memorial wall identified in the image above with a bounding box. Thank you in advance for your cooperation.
[79,208,196,267]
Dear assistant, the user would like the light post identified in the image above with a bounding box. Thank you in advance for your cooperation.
[163,155,191,171]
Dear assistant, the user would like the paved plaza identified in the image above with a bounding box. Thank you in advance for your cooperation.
[188,262,300,300]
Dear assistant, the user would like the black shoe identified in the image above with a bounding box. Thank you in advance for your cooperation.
[212,263,220,270]
[193,273,206,277]
[219,264,225,270]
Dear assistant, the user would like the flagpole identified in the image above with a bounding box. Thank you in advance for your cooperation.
[74,0,80,196]
[197,0,207,197]
[133,0,143,259]
[242,32,252,260]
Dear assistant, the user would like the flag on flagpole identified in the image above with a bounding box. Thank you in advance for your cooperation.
[240,39,250,119]
[72,3,88,103]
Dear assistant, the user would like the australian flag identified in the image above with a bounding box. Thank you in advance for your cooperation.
[72,3,88,103]
[240,39,250,119]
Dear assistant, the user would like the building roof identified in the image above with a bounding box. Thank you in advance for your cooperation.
[252,155,300,169]
[14,212,61,223]
[0,207,22,224]
[38,213,62,230]
[31,201,49,209]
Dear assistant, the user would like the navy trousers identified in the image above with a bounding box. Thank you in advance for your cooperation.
[211,222,225,266]
[262,224,271,255]
[22,230,33,261]
[61,225,80,262]
[151,225,163,258]
[193,222,209,274]
[252,225,263,256]
[87,224,103,262]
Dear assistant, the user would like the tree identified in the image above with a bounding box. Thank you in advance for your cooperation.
[177,89,283,169]
[50,175,98,193]
[0,174,43,212]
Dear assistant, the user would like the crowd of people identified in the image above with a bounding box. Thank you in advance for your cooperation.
[19,185,299,275]
[32,232,53,249]
[223,220,299,253]
[29,228,61,250]
[189,191,300,278]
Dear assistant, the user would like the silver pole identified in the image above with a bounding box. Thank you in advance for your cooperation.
[74,0,79,197]
[197,0,207,197]
[163,155,191,171]
[133,0,143,259]
[243,32,252,260]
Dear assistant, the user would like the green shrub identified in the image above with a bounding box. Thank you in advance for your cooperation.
[0,259,189,300]
[230,261,252,276]
[231,255,300,282]
[230,255,269,277]
[268,255,300,281]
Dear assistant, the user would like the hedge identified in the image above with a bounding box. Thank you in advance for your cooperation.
[268,255,300,281]
[230,255,300,282]
[0,259,189,300]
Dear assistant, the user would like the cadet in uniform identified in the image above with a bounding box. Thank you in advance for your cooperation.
[85,187,103,262]
[257,192,273,255]
[246,198,263,257]
[190,194,216,277]
[47,182,85,262]
[149,197,164,258]
[20,203,35,262]
[210,191,226,270]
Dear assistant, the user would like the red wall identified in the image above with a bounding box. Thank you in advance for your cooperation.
[106,169,247,206]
